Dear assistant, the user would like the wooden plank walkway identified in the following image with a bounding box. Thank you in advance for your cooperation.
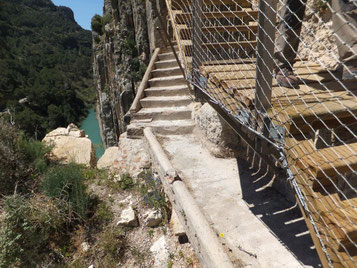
[201,61,357,267]
[167,0,357,266]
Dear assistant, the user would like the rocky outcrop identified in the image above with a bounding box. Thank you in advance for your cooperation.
[193,103,241,158]
[93,0,168,147]
[150,236,170,267]
[117,207,138,227]
[96,132,150,173]
[144,209,163,227]
[42,124,96,167]
[297,1,337,68]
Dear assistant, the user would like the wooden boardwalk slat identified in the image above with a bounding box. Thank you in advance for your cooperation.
[207,66,331,81]
[285,137,334,190]
[296,142,357,179]
[181,40,257,49]
[178,25,258,40]
[201,61,318,73]
[174,10,258,22]
[287,160,349,267]
[320,203,357,251]
[284,136,357,266]
[271,98,357,129]
[171,0,252,9]
[208,78,356,108]
[214,73,350,90]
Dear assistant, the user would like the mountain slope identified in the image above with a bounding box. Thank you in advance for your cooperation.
[0,0,93,138]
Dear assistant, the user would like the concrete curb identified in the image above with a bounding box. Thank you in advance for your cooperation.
[144,127,234,268]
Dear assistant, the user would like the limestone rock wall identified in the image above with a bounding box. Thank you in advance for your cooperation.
[93,0,167,147]
[193,103,241,158]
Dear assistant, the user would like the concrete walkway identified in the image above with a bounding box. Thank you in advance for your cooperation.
[145,130,321,267]
[129,46,321,267]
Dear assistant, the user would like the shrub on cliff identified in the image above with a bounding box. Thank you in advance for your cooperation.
[91,14,104,35]
[0,118,116,267]
[0,195,67,267]
[91,13,113,37]
[42,163,89,220]
[0,118,50,196]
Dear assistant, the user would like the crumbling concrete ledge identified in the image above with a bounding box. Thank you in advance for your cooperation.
[144,127,233,268]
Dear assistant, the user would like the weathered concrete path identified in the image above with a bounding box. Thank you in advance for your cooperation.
[128,46,321,267]
[145,130,321,267]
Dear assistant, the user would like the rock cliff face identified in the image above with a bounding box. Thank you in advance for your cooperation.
[93,0,167,147]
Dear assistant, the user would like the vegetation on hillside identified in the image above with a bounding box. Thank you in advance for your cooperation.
[0,117,199,267]
[0,117,114,267]
[0,0,94,139]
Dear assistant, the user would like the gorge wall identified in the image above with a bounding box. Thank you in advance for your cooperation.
[93,0,168,147]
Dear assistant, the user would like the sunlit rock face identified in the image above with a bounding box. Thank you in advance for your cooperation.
[43,124,96,167]
[93,0,167,147]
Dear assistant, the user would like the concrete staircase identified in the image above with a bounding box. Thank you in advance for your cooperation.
[127,47,194,138]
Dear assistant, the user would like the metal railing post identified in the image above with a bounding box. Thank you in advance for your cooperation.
[255,0,277,113]
[254,0,277,163]
[192,0,203,97]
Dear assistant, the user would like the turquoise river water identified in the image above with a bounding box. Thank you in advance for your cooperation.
[80,108,105,159]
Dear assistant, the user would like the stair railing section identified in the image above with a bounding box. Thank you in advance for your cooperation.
[129,47,161,114]
[165,0,357,267]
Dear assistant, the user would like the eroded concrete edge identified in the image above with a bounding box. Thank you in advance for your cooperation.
[143,127,234,268]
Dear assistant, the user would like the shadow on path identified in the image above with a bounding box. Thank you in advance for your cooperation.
[237,152,322,267]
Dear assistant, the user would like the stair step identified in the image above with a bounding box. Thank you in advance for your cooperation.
[127,119,195,137]
[140,96,191,108]
[148,75,186,87]
[132,107,192,121]
[145,85,189,97]
[155,59,178,69]
[158,52,176,61]
[161,46,179,54]
[151,66,182,78]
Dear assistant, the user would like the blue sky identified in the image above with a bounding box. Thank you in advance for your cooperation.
[52,0,103,30]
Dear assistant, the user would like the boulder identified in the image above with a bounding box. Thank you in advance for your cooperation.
[43,124,96,167]
[97,147,119,169]
[45,127,68,137]
[67,123,85,138]
[117,207,138,227]
[144,209,163,228]
[150,236,169,267]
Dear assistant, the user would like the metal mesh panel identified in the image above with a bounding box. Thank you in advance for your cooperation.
[165,0,357,266]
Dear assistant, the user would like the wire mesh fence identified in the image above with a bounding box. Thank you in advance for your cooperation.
[164,0,357,266]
